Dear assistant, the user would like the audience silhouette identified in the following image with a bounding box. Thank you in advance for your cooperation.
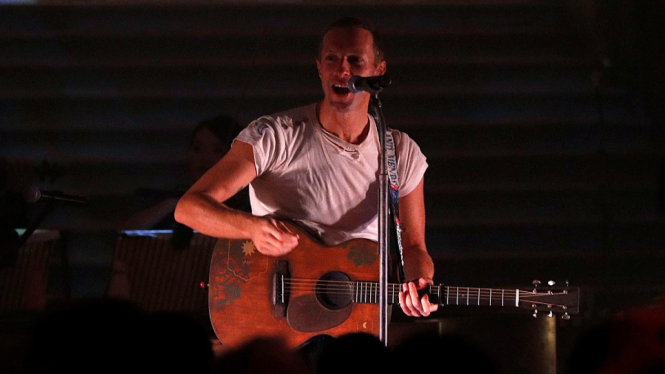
[313,332,393,374]
[25,298,152,374]
[20,297,529,374]
[212,336,311,374]
[144,310,214,373]
[24,297,215,374]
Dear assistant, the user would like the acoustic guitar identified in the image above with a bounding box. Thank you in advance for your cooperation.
[208,223,580,350]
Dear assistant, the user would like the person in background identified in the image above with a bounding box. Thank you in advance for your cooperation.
[116,114,250,234]
[105,115,249,319]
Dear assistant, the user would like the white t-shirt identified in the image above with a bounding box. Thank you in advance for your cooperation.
[235,103,428,246]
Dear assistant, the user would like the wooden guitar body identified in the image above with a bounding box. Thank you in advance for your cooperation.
[208,226,381,350]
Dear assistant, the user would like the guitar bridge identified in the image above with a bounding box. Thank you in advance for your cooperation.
[272,260,289,318]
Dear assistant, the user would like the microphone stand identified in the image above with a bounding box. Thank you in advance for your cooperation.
[368,92,390,346]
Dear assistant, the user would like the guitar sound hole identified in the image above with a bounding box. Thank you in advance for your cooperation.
[316,272,352,310]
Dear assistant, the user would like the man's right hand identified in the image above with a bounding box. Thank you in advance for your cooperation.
[249,217,299,256]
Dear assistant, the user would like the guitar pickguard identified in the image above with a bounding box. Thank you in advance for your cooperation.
[287,294,352,332]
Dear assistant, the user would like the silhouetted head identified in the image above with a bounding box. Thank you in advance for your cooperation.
[186,114,241,180]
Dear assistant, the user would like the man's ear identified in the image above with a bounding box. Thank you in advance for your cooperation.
[316,59,322,77]
[376,60,387,76]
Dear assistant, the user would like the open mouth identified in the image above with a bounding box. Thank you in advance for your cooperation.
[332,84,351,95]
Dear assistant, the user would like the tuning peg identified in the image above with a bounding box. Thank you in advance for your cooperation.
[532,280,541,292]
[548,280,555,286]
[548,311,553,318]
[532,309,538,318]
[562,312,570,320]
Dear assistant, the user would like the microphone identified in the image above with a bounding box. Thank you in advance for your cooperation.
[23,186,89,206]
[348,74,391,94]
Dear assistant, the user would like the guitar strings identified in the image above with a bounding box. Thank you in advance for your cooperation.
[279,278,570,308]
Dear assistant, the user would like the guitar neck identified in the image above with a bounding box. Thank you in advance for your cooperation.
[356,282,520,308]
[352,281,578,315]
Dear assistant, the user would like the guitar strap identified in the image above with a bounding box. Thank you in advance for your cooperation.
[384,129,406,283]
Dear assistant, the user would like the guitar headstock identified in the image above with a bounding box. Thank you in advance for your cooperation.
[520,280,580,319]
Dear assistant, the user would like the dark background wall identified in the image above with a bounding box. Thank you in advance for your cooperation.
[1,0,664,371]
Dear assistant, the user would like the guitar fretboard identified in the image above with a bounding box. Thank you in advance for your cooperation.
[436,286,520,307]
[351,282,521,307]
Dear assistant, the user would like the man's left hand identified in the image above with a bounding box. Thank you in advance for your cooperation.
[398,277,438,317]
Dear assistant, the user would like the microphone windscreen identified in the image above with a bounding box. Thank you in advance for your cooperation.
[22,185,42,203]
